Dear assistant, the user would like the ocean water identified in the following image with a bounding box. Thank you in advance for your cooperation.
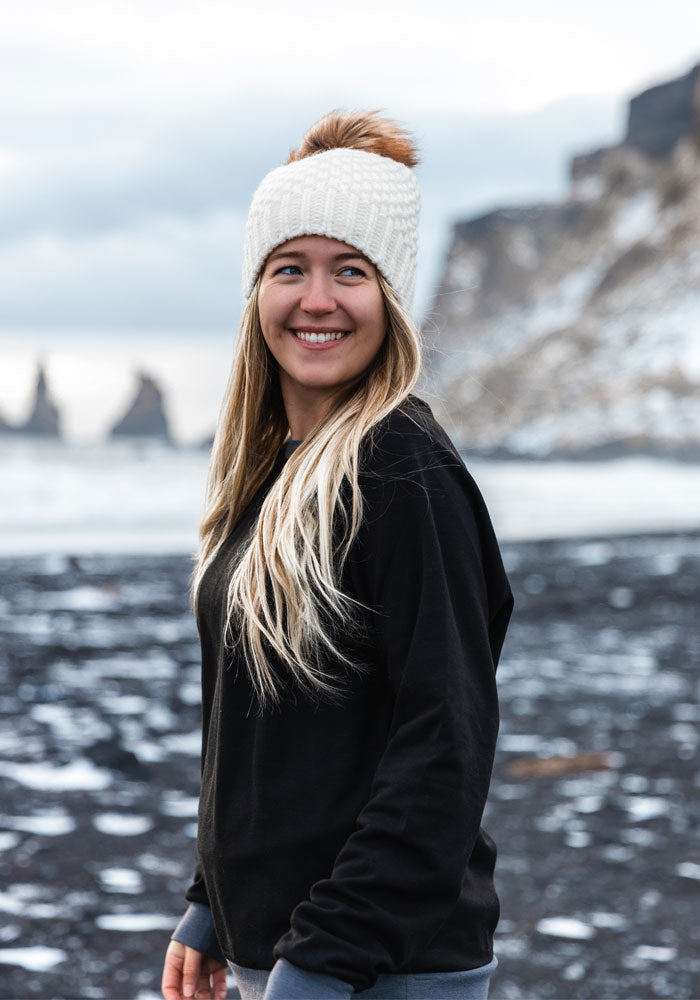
[2,435,700,555]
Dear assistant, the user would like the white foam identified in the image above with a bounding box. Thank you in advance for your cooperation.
[3,436,700,554]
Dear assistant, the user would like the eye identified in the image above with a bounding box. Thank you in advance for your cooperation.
[275,264,302,276]
[339,266,366,277]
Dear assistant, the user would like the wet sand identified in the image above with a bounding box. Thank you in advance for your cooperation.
[0,532,698,1000]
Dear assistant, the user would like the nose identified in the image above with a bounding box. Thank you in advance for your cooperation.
[299,272,336,314]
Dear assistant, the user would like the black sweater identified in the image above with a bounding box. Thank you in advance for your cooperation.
[183,394,514,993]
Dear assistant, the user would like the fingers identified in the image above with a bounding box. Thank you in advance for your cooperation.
[162,940,186,1000]
[192,957,228,1000]
[181,947,204,997]
[210,961,228,1000]
[163,941,227,1000]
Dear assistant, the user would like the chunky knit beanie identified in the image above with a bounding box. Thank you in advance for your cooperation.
[241,147,420,311]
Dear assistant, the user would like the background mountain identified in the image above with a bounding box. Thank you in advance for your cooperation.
[424,63,700,459]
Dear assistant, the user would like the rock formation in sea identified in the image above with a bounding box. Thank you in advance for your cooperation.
[425,62,700,459]
[17,361,62,437]
[109,371,173,443]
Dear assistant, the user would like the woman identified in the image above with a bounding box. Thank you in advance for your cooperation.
[161,110,514,1000]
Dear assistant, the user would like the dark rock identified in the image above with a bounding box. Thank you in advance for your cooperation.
[109,370,172,443]
[88,735,152,780]
[18,362,62,437]
[625,62,700,158]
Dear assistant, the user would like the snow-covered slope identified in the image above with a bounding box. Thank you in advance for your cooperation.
[424,63,700,458]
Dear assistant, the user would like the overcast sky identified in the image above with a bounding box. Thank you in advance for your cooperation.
[2,0,700,335]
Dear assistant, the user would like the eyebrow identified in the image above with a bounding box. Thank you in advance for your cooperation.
[267,249,373,265]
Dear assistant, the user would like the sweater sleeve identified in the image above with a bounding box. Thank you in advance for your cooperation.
[170,901,227,966]
[184,857,210,907]
[272,442,510,992]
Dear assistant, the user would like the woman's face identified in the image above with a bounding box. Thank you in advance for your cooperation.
[258,235,387,417]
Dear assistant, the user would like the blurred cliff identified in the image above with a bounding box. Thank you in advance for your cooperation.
[426,63,700,459]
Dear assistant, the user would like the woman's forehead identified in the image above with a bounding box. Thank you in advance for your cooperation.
[269,235,371,262]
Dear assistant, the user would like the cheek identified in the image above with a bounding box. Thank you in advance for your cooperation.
[258,285,288,337]
[365,295,387,344]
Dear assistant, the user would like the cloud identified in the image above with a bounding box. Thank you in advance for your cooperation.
[0,94,627,328]
[0,0,698,328]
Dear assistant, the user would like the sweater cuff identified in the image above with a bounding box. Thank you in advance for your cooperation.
[263,957,353,999]
[170,902,227,966]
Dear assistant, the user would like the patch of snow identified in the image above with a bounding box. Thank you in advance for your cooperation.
[0,892,60,919]
[99,694,149,715]
[632,945,677,963]
[0,758,112,791]
[572,174,606,201]
[29,704,112,747]
[589,912,629,930]
[508,229,540,269]
[610,191,659,248]
[96,913,178,932]
[537,917,596,940]
[0,947,67,970]
[676,862,700,880]
[34,586,121,611]
[160,730,203,756]
[0,833,21,851]
[161,793,199,818]
[92,813,154,836]
[4,812,76,836]
[620,796,670,822]
[98,868,144,894]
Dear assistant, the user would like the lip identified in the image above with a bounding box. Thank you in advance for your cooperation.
[288,328,352,351]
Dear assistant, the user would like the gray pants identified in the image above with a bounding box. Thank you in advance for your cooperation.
[227,957,497,999]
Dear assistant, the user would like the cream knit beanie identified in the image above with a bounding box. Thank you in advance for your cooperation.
[242,147,420,311]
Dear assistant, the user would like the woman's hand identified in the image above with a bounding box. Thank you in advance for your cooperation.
[162,940,228,1000]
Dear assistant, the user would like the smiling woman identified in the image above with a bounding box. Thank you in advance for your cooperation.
[258,236,387,438]
[162,109,513,1000]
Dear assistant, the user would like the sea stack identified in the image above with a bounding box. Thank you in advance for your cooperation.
[109,370,173,443]
[20,362,62,437]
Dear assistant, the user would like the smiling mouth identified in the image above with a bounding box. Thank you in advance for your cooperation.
[290,329,351,343]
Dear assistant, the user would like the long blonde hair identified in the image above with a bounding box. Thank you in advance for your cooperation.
[190,111,422,712]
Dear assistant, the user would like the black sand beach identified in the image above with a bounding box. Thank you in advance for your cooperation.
[0,532,698,1000]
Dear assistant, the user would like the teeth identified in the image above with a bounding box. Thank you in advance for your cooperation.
[294,330,348,343]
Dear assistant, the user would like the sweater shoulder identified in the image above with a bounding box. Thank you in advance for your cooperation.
[359,393,467,486]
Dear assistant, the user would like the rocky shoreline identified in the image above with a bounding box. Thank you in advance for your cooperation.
[0,531,698,999]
